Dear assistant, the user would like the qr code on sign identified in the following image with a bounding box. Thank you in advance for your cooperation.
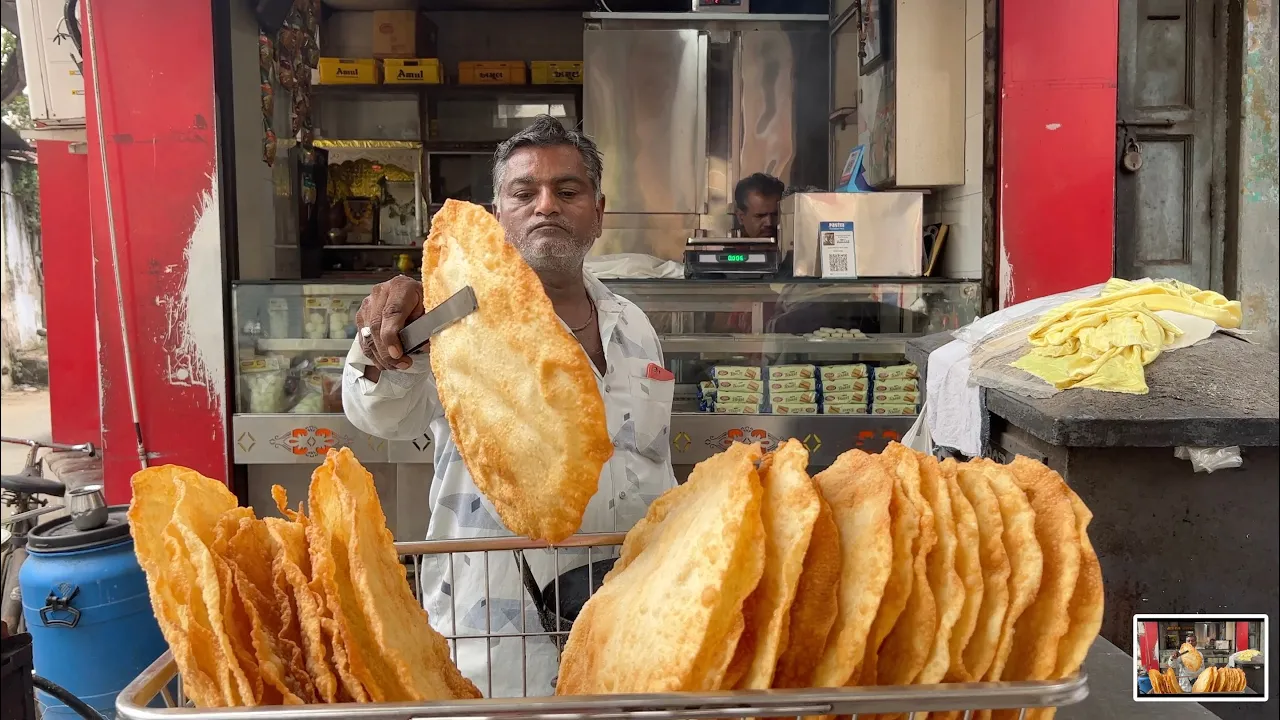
[828,253,849,272]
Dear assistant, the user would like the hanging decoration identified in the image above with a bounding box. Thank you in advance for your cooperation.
[260,0,320,176]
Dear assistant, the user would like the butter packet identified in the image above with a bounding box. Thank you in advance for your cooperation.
[874,378,920,393]
[714,402,762,414]
[767,364,817,380]
[711,365,762,381]
[872,402,918,416]
[769,377,819,393]
[823,390,868,406]
[717,390,765,406]
[698,380,717,398]
[875,363,919,381]
[824,377,869,393]
[772,402,819,415]
[824,403,870,415]
[770,391,819,406]
[820,363,869,382]
[873,390,920,405]
[717,377,764,393]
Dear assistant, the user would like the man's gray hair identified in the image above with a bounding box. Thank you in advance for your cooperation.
[491,115,604,207]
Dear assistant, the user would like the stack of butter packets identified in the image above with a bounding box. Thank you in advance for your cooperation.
[699,366,765,414]
[870,363,920,415]
[766,365,820,415]
[819,363,871,414]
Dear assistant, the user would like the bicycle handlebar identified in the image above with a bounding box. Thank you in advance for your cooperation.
[0,436,95,455]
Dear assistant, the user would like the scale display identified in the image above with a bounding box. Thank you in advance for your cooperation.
[698,253,767,264]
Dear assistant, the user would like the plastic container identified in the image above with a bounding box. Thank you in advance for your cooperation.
[328,298,356,340]
[19,506,168,719]
[240,356,289,413]
[303,295,330,340]
[267,297,291,338]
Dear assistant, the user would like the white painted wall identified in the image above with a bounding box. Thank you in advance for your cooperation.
[0,160,45,378]
[934,0,986,279]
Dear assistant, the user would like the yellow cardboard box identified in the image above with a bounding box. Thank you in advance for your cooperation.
[531,61,583,85]
[458,61,528,85]
[383,58,443,84]
[317,58,378,85]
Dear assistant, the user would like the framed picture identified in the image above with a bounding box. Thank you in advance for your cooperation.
[859,0,892,75]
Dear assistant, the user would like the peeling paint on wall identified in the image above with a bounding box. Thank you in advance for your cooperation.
[157,178,227,412]
[1236,0,1279,349]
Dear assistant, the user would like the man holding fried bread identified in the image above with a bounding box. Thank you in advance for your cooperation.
[342,116,677,698]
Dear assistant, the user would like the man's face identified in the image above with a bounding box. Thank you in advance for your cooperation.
[736,190,781,239]
[495,145,605,276]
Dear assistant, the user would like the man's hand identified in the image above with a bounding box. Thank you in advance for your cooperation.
[356,275,426,373]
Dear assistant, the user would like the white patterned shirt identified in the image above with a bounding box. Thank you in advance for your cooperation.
[342,271,677,698]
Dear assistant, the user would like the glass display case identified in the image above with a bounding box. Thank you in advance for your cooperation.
[230,278,980,468]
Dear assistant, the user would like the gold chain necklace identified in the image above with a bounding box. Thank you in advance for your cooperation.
[568,296,596,333]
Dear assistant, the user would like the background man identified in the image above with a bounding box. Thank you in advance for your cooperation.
[734,172,785,239]
[342,115,677,698]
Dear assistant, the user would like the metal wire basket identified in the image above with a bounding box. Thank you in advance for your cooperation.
[116,533,1089,719]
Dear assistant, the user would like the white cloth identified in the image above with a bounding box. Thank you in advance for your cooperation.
[342,270,678,699]
[584,253,685,279]
[925,338,984,458]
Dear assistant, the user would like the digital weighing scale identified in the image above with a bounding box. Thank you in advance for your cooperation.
[684,237,781,279]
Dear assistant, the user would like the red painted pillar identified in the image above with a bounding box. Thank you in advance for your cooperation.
[80,0,229,501]
[996,0,1118,307]
[1138,621,1159,670]
[1235,622,1250,652]
[35,140,101,446]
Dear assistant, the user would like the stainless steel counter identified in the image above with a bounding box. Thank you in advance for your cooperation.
[232,412,916,467]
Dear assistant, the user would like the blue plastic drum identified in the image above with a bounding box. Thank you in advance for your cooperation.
[18,505,167,719]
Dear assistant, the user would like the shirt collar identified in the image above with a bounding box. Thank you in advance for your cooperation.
[582,268,623,316]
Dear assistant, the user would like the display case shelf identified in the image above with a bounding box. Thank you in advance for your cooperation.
[660,333,911,355]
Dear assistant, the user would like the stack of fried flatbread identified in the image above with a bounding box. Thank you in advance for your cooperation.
[556,442,1104,720]
[1191,666,1248,693]
[129,448,480,707]
[422,199,613,543]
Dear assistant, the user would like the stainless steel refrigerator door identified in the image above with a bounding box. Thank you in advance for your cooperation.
[584,28,708,215]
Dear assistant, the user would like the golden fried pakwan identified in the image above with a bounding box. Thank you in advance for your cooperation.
[129,449,479,708]
[422,199,612,543]
[133,442,1103,716]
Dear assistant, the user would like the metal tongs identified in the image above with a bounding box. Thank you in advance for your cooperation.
[397,286,478,355]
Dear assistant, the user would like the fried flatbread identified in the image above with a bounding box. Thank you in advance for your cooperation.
[1192,667,1214,693]
[725,440,821,689]
[810,450,894,689]
[224,517,314,704]
[422,199,612,542]
[968,459,1042,684]
[941,458,983,683]
[913,454,965,687]
[264,512,343,704]
[556,443,766,694]
[1053,488,1104,681]
[995,458,1080,720]
[953,462,1010,683]
[876,445,938,700]
[856,447,921,686]
[128,467,229,707]
[772,482,843,689]
[308,448,482,702]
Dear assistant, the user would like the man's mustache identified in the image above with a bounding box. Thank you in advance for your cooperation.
[528,219,572,233]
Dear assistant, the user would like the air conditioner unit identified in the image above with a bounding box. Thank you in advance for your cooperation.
[15,0,86,126]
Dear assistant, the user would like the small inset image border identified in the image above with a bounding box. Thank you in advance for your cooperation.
[1133,614,1268,703]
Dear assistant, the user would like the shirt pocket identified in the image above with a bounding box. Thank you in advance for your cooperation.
[625,358,675,460]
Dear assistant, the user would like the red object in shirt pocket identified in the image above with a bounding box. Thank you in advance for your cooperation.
[645,363,675,382]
